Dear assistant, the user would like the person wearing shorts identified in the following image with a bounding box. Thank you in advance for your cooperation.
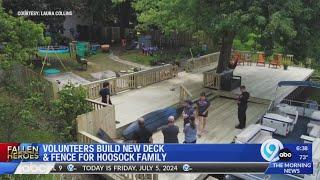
[196,92,211,135]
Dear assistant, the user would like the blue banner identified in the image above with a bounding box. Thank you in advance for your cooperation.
[8,143,310,163]
[0,142,314,174]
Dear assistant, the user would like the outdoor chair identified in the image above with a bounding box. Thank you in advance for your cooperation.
[244,53,252,66]
[269,54,282,68]
[76,55,88,70]
[237,52,246,66]
[256,52,266,66]
[229,52,242,66]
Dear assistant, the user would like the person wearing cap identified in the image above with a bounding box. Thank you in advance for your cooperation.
[182,100,195,127]
[196,92,211,135]
[161,116,179,143]
[133,118,153,143]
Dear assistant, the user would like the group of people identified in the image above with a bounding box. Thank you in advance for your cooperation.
[99,80,250,144]
[132,92,212,144]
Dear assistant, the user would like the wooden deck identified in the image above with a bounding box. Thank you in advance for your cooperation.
[96,66,214,128]
[95,65,312,128]
[153,97,268,180]
[232,65,313,100]
[152,97,269,143]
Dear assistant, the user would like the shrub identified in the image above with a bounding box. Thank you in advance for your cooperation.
[50,84,92,142]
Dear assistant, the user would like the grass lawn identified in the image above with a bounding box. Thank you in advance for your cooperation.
[72,53,134,81]
[34,52,133,81]
[38,52,70,60]
[119,50,155,66]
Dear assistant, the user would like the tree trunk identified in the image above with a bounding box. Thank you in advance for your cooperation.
[216,31,236,73]
[119,0,130,38]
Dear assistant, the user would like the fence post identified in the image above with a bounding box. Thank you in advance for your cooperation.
[52,82,59,99]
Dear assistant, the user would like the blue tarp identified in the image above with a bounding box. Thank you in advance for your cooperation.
[122,107,179,140]
[278,81,320,89]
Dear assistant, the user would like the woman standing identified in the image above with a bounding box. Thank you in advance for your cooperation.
[196,92,211,135]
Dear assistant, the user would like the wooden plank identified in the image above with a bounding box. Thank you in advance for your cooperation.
[82,64,178,99]
[76,105,117,139]
[77,131,107,143]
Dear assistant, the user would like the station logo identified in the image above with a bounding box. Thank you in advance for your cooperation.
[182,164,191,172]
[260,139,284,162]
[67,164,75,172]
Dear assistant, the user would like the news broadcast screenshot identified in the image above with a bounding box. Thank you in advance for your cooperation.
[0,0,320,180]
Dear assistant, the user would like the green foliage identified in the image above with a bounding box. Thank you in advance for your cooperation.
[0,2,45,67]
[0,101,37,141]
[134,0,320,68]
[233,33,260,51]
[50,84,92,142]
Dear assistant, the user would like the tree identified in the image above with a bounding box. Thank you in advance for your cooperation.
[3,0,71,44]
[0,0,45,67]
[134,0,266,73]
[134,0,320,71]
[50,84,92,142]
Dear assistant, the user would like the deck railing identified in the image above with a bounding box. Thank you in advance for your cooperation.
[77,104,117,139]
[86,98,109,110]
[77,131,108,143]
[203,69,222,90]
[179,84,193,105]
[185,52,220,72]
[78,130,158,180]
[77,131,158,180]
[82,64,178,99]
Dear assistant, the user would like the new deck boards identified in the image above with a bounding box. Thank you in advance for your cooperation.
[153,98,268,180]
[95,65,313,129]
[232,65,313,100]
[92,65,312,180]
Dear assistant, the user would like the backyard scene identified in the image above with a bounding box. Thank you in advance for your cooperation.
[0,0,320,180]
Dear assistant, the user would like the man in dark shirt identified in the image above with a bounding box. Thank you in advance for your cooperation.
[236,85,250,129]
[182,100,195,126]
[99,82,112,105]
[133,118,153,143]
[162,116,179,143]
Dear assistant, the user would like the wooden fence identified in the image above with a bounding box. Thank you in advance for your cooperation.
[179,84,193,105]
[203,68,222,90]
[4,64,58,101]
[77,131,108,144]
[86,98,109,110]
[150,30,194,48]
[185,52,220,72]
[82,64,178,99]
[77,99,158,180]
[77,102,117,139]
